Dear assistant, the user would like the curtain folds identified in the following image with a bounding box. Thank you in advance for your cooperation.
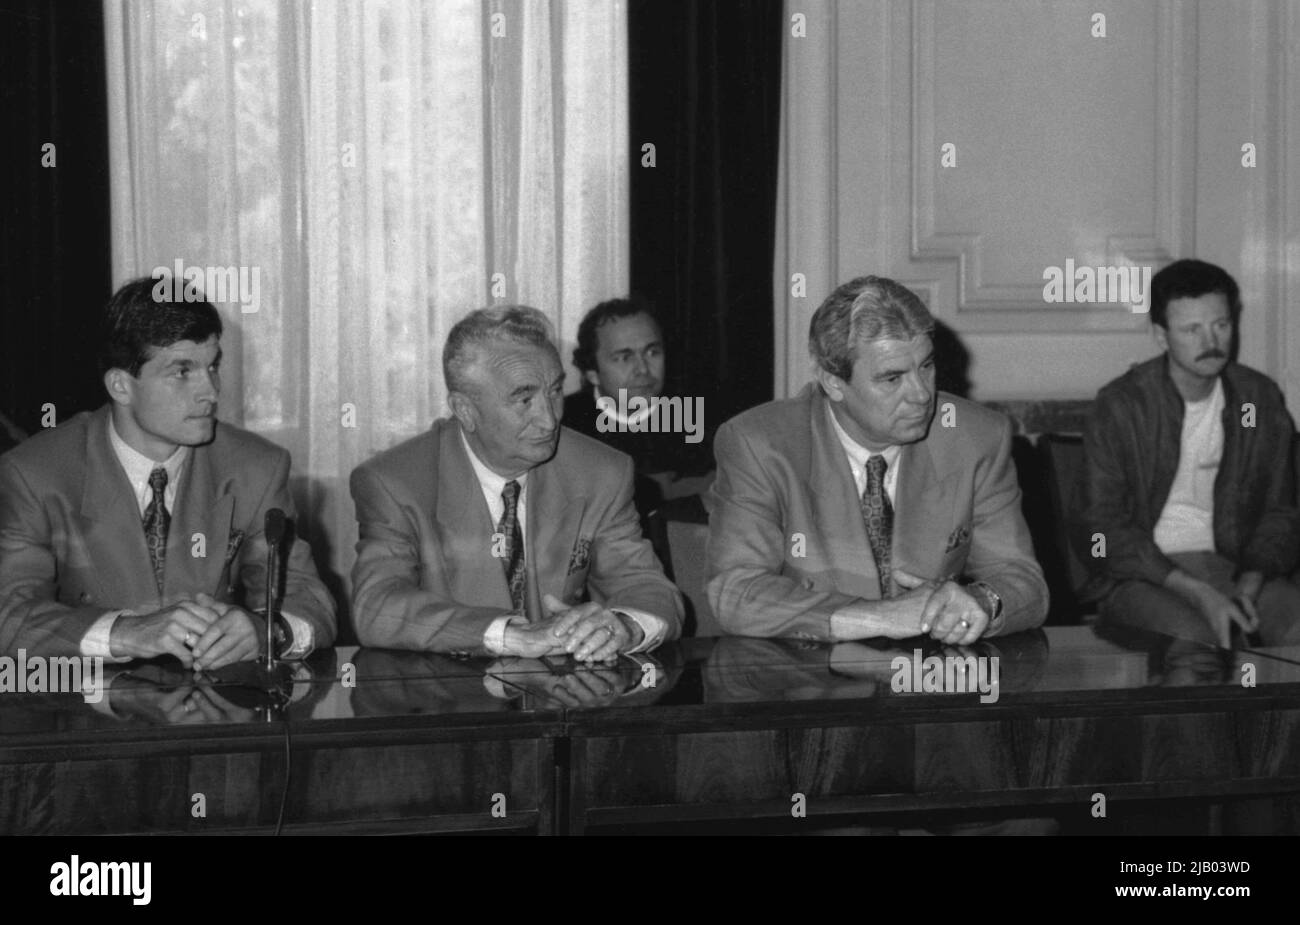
[104,0,629,627]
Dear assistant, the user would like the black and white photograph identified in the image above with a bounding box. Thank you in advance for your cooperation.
[1,0,1298,891]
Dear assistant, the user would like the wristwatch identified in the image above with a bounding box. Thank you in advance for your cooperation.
[256,610,290,655]
[968,581,1003,624]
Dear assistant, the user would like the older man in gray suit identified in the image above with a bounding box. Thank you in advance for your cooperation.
[350,305,683,659]
[707,276,1048,643]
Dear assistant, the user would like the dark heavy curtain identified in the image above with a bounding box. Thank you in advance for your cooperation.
[628,0,782,425]
[0,0,112,439]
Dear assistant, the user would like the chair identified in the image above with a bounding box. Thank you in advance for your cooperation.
[645,495,719,637]
[1037,433,1096,621]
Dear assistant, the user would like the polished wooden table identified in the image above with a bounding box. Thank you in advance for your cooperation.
[562,629,1300,834]
[3,626,1299,835]
[0,649,564,835]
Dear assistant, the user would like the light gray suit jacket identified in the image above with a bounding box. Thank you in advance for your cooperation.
[0,405,336,656]
[350,418,683,654]
[706,385,1048,639]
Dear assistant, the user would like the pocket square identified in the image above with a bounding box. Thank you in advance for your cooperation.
[567,537,592,576]
[215,529,246,597]
[945,524,972,552]
[225,529,247,563]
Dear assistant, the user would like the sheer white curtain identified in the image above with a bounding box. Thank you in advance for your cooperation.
[104,0,629,603]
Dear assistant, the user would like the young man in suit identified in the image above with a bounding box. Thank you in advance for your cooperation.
[0,277,336,667]
[350,305,682,658]
[707,275,1048,642]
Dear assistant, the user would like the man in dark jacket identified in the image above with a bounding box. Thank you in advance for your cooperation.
[1080,259,1300,647]
[562,298,714,518]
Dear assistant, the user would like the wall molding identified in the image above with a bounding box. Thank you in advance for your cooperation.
[908,0,1197,330]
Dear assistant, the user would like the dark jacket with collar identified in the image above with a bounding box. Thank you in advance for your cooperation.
[1079,355,1299,601]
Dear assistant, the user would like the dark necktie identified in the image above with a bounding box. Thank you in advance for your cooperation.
[142,466,170,595]
[862,454,893,598]
[497,479,527,615]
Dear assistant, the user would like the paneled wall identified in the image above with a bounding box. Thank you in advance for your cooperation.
[776,0,1300,406]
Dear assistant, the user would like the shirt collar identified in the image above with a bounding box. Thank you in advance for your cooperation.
[459,427,529,496]
[826,402,901,472]
[108,415,189,489]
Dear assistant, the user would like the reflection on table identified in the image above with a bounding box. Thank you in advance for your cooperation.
[4,623,1300,835]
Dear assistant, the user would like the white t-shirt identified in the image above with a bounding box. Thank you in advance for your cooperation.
[1153,378,1224,554]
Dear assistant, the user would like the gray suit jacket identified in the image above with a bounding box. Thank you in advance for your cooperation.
[350,418,683,653]
[0,405,337,657]
[706,385,1048,639]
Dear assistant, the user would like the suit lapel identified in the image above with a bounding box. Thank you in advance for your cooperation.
[526,458,585,615]
[807,394,882,599]
[78,408,162,609]
[893,434,957,582]
[165,444,233,601]
[435,422,514,612]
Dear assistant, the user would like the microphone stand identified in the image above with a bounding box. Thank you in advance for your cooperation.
[262,509,287,721]
[264,537,279,674]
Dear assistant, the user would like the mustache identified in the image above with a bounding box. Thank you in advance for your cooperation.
[1197,349,1227,361]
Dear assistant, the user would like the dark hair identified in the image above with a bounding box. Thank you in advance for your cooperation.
[98,276,224,377]
[809,275,934,381]
[1150,259,1241,329]
[572,296,662,376]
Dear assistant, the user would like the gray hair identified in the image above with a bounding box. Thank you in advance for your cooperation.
[443,304,557,394]
[809,276,935,381]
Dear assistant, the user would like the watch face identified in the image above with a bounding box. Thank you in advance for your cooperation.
[974,582,1001,619]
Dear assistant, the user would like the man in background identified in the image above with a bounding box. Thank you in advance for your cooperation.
[1080,258,1300,647]
[564,297,714,518]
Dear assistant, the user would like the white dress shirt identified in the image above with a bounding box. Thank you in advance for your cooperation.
[81,418,312,660]
[826,404,903,504]
[460,430,666,655]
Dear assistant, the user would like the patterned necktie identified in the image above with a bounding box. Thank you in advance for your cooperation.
[861,454,893,598]
[497,479,527,616]
[142,466,170,595]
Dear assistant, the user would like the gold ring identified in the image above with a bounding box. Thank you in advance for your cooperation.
[184,633,198,647]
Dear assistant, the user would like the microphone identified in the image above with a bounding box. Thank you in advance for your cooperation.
[263,508,286,671]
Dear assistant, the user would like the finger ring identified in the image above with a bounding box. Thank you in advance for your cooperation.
[603,624,618,635]
[184,633,198,647]
[184,699,197,712]
[958,619,969,629]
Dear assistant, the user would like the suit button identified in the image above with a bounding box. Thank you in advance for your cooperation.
[78,592,94,604]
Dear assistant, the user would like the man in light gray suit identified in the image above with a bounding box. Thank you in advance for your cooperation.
[708,275,1048,642]
[0,277,335,665]
[350,305,682,658]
